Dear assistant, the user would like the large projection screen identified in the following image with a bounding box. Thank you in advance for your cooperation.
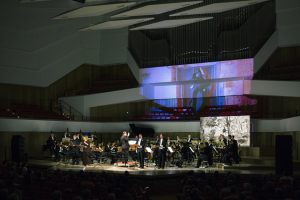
[140,59,253,100]
[200,115,250,146]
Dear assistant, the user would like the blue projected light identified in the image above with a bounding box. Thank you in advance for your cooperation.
[140,59,254,111]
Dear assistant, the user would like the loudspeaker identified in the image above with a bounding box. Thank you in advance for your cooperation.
[11,135,25,163]
[275,135,293,175]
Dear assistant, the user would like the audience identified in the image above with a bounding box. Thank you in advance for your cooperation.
[178,171,300,200]
[1,160,300,200]
[0,161,148,200]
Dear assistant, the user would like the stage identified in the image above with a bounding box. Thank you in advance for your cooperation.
[27,157,299,176]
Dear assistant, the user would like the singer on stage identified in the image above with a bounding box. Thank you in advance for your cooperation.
[136,133,145,169]
[157,133,167,169]
[120,131,130,166]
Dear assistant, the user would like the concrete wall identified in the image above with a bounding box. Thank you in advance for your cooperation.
[250,80,300,97]
[2,116,300,133]
[253,0,300,73]
[276,0,300,47]
[61,87,145,118]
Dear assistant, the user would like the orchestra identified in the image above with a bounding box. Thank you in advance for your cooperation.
[44,131,241,169]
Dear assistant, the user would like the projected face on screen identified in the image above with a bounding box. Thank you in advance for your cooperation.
[200,115,250,146]
[140,59,253,111]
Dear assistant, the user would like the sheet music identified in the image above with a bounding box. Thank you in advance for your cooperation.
[128,140,136,145]
[145,147,153,153]
[168,147,174,153]
[189,147,194,153]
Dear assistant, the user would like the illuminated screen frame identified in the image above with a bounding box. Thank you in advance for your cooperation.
[140,58,253,101]
[200,115,250,146]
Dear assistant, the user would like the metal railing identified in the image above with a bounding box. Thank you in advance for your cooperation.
[56,100,87,121]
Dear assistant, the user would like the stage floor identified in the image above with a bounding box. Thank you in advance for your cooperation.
[27,158,296,176]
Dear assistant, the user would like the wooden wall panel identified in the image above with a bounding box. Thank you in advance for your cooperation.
[0,64,138,116]
[251,131,300,160]
[90,101,153,121]
[0,84,47,109]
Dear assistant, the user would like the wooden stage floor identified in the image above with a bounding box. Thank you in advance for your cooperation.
[27,158,299,176]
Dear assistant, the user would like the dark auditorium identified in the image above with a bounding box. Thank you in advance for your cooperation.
[1,0,300,199]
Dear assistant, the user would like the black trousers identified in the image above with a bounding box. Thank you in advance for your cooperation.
[71,147,80,165]
[137,148,144,168]
[82,151,91,166]
[122,148,129,164]
[196,153,207,167]
[153,148,159,165]
[158,149,166,169]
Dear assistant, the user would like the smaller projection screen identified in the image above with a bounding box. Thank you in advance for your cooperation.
[200,115,250,146]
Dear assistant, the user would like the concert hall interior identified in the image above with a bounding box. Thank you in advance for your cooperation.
[1,0,300,199]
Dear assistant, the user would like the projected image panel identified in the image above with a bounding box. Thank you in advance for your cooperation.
[140,59,253,107]
[141,59,253,84]
[200,115,250,146]
[141,80,246,99]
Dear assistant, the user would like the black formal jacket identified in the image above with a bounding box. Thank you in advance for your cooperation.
[156,138,167,150]
[136,138,145,150]
[120,135,129,150]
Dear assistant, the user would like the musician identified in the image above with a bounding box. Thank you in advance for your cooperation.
[157,133,167,169]
[46,133,57,157]
[81,137,91,166]
[120,131,130,166]
[222,135,234,165]
[187,135,192,144]
[186,134,194,162]
[207,140,215,166]
[63,131,71,139]
[196,142,210,168]
[166,137,172,164]
[231,135,240,164]
[136,133,145,169]
[152,135,159,165]
[71,133,81,165]
[167,137,171,147]
[176,136,181,143]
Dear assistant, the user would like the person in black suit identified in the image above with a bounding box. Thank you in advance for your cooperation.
[196,142,211,168]
[153,135,159,165]
[187,134,193,144]
[46,133,57,157]
[136,133,145,169]
[81,137,91,166]
[120,131,130,166]
[157,133,167,169]
[186,134,194,162]
[231,135,240,164]
[71,133,81,165]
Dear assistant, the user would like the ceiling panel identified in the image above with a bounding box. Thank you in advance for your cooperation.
[171,0,269,16]
[53,2,136,19]
[130,17,212,30]
[20,0,50,3]
[112,1,203,18]
[81,18,154,30]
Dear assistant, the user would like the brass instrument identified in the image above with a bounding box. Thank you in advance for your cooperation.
[129,144,137,151]
[117,146,123,153]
